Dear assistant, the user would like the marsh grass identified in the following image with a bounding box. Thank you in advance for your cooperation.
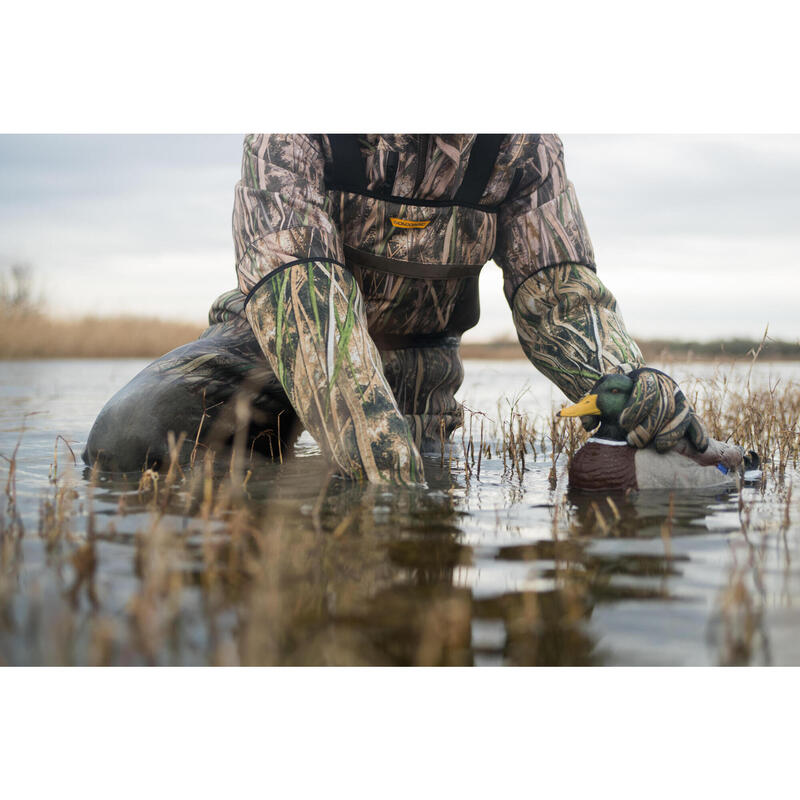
[457,393,585,487]
[1,363,799,666]
[0,311,204,359]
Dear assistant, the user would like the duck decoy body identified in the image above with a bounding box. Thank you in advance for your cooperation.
[559,374,756,492]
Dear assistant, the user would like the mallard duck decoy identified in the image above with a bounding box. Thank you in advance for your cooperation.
[559,374,759,491]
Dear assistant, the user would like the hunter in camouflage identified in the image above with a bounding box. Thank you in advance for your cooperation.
[84,134,710,481]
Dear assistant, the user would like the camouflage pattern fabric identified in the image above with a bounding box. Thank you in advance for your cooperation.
[492,136,597,302]
[86,134,702,478]
[349,261,475,338]
[233,136,344,291]
[507,264,709,452]
[509,263,645,402]
[245,262,424,485]
[338,192,496,267]
[82,312,300,472]
[230,133,711,477]
[380,339,464,449]
[232,134,595,300]
[207,288,248,325]
[619,368,710,453]
[209,285,464,453]
[228,134,598,480]
[84,279,469,476]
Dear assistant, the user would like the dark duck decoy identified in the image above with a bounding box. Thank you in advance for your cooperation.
[559,374,760,491]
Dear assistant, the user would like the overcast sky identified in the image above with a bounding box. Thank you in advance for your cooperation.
[1,134,798,342]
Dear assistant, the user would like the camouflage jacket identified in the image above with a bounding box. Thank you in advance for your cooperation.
[235,135,643,483]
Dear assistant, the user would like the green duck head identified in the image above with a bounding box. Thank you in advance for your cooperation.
[558,373,635,441]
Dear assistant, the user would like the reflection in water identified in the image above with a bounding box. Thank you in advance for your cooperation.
[1,359,799,665]
[2,452,757,666]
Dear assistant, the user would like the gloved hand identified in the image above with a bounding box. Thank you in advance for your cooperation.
[582,367,709,453]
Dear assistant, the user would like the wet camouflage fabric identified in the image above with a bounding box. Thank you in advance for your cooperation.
[82,313,300,472]
[83,286,465,474]
[510,263,644,402]
[380,338,464,448]
[245,261,424,485]
[619,368,710,453]
[205,285,465,453]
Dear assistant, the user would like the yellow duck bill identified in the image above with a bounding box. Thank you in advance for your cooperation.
[559,393,601,418]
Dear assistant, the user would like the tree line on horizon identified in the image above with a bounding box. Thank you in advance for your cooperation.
[2,264,798,359]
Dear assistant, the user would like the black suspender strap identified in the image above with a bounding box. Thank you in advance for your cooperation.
[452,134,506,206]
[326,133,506,208]
[382,150,399,195]
[325,134,368,192]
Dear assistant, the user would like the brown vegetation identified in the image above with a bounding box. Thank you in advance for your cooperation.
[3,315,799,361]
[1,263,205,358]
[3,264,798,360]
[0,312,204,359]
[1,361,797,665]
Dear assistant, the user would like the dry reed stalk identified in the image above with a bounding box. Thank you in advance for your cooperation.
[660,494,674,561]
[1,362,798,666]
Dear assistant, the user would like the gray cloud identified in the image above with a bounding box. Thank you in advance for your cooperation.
[0,134,242,256]
[1,134,798,340]
[564,134,800,238]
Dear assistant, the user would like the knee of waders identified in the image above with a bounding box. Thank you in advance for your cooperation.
[381,344,465,416]
[83,376,204,473]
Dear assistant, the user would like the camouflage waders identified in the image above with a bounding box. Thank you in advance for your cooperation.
[85,134,648,482]
[83,287,465,475]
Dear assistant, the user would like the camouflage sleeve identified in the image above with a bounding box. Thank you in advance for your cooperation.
[509,264,644,401]
[233,134,344,294]
[492,135,597,302]
[245,262,424,484]
[234,134,423,483]
[493,135,643,401]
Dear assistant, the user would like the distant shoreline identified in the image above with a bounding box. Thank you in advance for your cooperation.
[460,338,800,362]
[0,313,204,359]
[1,312,798,361]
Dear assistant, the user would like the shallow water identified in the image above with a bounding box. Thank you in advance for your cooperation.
[1,358,799,665]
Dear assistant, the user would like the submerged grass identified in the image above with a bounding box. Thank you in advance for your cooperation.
[1,365,799,666]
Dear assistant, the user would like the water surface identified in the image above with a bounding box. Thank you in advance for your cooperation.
[1,358,798,665]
